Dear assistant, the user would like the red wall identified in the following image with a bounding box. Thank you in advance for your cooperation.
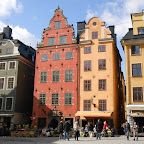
[32,8,78,128]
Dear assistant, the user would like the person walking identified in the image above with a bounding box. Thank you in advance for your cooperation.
[88,122,93,139]
[124,121,130,140]
[133,121,138,141]
[58,121,63,140]
[103,121,108,137]
[74,122,79,141]
[96,119,102,140]
[63,121,71,141]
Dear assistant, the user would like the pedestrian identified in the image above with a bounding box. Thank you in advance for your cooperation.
[74,122,79,141]
[133,121,138,141]
[58,121,63,140]
[96,119,102,140]
[124,121,130,140]
[103,121,108,137]
[88,122,93,139]
[93,125,97,137]
[63,121,71,141]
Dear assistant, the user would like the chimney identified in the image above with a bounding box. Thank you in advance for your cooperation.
[77,21,86,44]
[109,25,117,44]
[3,26,13,40]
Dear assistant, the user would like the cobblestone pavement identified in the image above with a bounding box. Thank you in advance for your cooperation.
[0,136,144,144]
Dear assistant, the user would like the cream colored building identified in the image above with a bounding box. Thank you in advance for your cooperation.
[76,17,125,131]
[121,10,144,132]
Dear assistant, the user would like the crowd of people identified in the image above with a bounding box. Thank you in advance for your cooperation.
[57,119,139,141]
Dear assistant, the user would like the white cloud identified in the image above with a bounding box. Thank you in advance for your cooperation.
[0,0,23,17]
[85,0,144,38]
[86,9,97,22]
[0,20,39,49]
[12,26,39,49]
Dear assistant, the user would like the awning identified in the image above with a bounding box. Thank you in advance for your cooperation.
[130,112,144,117]
[75,111,113,118]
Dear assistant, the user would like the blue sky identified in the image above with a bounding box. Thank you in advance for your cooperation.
[0,0,144,78]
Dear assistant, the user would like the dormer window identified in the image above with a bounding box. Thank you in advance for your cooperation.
[138,27,144,34]
[48,37,55,46]
[55,21,61,29]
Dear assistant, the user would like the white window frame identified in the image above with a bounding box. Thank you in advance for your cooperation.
[5,97,13,111]
[0,97,3,111]
[0,62,7,71]
[6,76,15,90]
[0,77,5,90]
[8,61,16,70]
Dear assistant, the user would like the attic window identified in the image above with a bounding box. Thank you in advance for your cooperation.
[2,41,7,45]
[55,21,61,29]
[57,14,60,17]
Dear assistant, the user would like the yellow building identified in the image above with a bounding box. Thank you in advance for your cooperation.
[75,17,125,131]
[121,10,144,132]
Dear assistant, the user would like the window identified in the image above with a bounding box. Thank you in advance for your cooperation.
[5,97,13,111]
[92,32,98,39]
[9,61,16,69]
[41,54,48,61]
[84,80,91,91]
[131,45,140,55]
[93,22,97,26]
[84,100,91,111]
[65,93,72,105]
[39,94,46,105]
[51,93,59,105]
[53,71,59,82]
[65,70,72,81]
[7,77,14,89]
[6,48,12,54]
[98,59,106,70]
[98,45,106,52]
[60,36,67,44]
[0,49,2,54]
[99,79,106,90]
[138,27,144,34]
[66,52,73,59]
[55,21,61,29]
[0,62,6,70]
[99,100,106,111]
[53,53,60,60]
[0,98,3,111]
[0,78,4,90]
[133,87,143,102]
[84,47,91,54]
[40,72,47,83]
[48,37,55,46]
[84,60,91,71]
[2,41,7,45]
[132,63,141,77]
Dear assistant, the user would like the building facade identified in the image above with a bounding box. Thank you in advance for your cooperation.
[0,26,35,129]
[32,7,78,129]
[121,10,144,132]
[75,17,125,131]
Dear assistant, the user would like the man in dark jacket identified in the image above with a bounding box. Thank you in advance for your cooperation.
[63,121,71,141]
[58,121,63,140]
[96,119,102,140]
[124,121,130,140]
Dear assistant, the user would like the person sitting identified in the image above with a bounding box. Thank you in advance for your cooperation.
[80,127,85,137]
[84,126,88,137]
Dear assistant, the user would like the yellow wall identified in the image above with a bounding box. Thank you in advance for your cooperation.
[79,17,123,129]
[132,12,144,35]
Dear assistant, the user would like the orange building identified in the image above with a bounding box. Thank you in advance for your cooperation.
[75,17,125,131]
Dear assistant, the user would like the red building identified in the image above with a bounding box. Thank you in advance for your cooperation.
[32,6,79,129]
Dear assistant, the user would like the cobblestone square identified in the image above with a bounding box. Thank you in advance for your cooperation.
[0,136,144,144]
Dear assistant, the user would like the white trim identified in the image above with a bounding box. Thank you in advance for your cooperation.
[0,77,5,90]
[76,111,113,112]
[0,97,3,111]
[0,62,7,71]
[5,97,13,111]
[126,104,144,108]
[6,76,15,90]
[8,61,16,70]
[0,53,19,58]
